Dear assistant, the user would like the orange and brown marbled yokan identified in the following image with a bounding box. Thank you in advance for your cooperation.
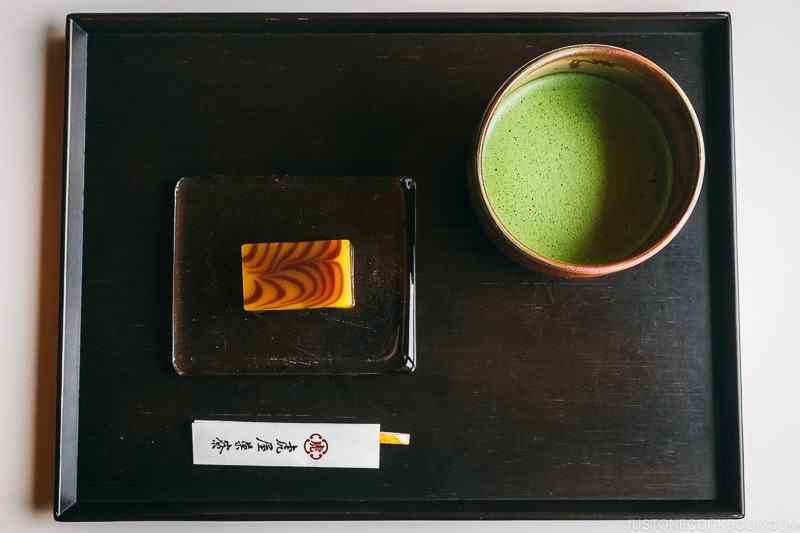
[241,240,354,311]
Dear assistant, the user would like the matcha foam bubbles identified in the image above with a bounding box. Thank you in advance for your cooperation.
[480,72,673,265]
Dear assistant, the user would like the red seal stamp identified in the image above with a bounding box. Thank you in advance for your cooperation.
[303,433,328,460]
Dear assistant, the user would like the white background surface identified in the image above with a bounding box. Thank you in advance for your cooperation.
[2,0,796,531]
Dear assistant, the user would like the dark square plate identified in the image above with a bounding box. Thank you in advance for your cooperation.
[56,12,741,520]
[172,175,416,375]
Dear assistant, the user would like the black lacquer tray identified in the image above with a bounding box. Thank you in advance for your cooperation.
[56,12,741,520]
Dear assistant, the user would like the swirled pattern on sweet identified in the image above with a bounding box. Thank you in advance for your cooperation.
[241,240,354,311]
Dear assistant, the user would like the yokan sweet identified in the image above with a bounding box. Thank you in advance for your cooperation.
[241,240,354,311]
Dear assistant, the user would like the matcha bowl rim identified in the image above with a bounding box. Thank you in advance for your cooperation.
[468,44,705,278]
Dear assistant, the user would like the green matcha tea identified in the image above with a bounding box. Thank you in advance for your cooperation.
[480,72,673,265]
